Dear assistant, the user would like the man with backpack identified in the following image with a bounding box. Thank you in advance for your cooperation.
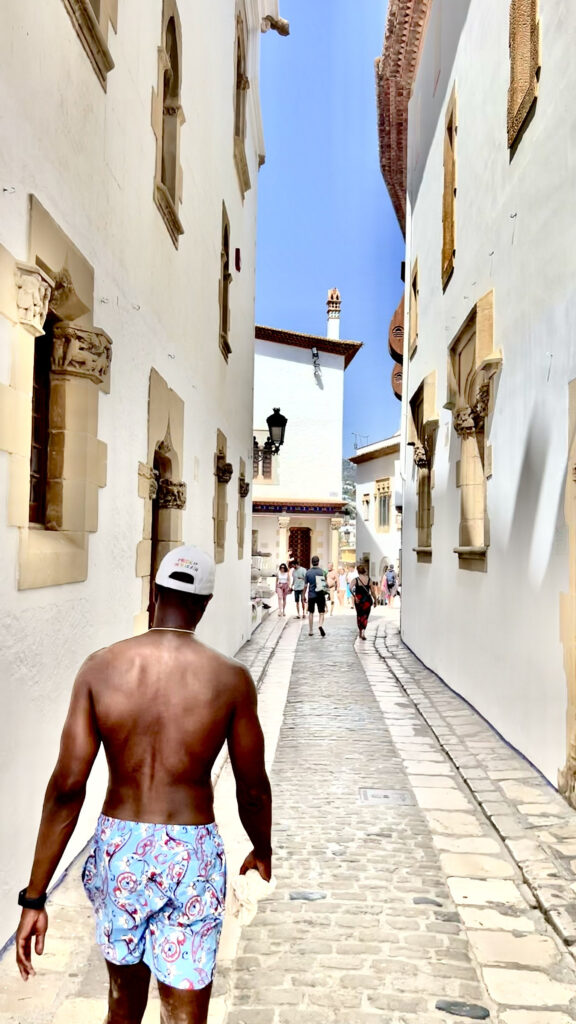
[305,555,328,637]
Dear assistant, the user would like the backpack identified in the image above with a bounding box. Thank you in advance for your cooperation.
[386,570,397,587]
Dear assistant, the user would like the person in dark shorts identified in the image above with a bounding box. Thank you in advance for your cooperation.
[291,558,307,618]
[305,555,328,637]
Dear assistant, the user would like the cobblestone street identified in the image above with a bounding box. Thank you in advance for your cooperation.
[2,608,576,1023]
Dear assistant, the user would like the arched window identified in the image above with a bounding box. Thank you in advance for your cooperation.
[233,14,251,195]
[162,17,180,202]
[219,205,232,360]
[152,2,185,246]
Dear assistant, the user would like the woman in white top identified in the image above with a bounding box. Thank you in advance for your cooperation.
[275,562,290,617]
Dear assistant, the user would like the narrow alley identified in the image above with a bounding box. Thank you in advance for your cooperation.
[2,609,576,1023]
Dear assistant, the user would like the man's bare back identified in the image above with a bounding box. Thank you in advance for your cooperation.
[91,632,251,826]
[16,545,273,1023]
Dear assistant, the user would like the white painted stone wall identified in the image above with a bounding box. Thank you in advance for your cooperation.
[0,0,279,943]
[400,0,575,785]
[253,339,345,502]
[354,448,402,580]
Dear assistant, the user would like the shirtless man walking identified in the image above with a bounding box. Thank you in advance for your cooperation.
[15,545,272,1024]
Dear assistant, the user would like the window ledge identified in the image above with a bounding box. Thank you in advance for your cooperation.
[413,546,432,554]
[61,0,114,90]
[454,546,487,558]
[154,182,184,248]
[234,135,252,197]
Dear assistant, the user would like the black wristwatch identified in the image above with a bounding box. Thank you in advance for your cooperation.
[18,888,47,910]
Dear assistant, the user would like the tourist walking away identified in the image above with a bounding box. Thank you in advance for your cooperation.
[351,563,373,640]
[275,561,291,616]
[337,566,347,610]
[291,558,307,618]
[326,562,339,616]
[15,545,272,1024]
[384,564,398,608]
[305,555,328,637]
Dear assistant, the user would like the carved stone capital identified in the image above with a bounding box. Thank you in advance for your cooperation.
[216,453,234,485]
[413,441,429,468]
[453,406,477,438]
[472,381,491,422]
[51,322,112,384]
[278,516,291,529]
[15,263,54,336]
[238,476,250,499]
[158,478,187,510]
[330,517,344,532]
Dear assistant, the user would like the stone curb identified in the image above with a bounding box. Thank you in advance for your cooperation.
[373,621,576,958]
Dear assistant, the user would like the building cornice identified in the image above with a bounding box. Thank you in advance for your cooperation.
[253,500,347,516]
[255,325,362,368]
[375,0,432,235]
[348,438,401,464]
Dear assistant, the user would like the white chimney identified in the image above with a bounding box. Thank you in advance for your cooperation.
[326,287,341,341]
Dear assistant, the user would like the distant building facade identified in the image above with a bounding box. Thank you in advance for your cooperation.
[349,435,401,580]
[251,292,361,613]
[0,0,285,943]
[377,0,576,796]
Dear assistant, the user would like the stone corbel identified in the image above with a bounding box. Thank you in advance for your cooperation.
[452,353,502,437]
[238,476,250,499]
[330,518,344,532]
[15,263,54,336]
[216,453,234,484]
[51,322,113,385]
[158,478,187,510]
[413,442,429,468]
[261,15,290,35]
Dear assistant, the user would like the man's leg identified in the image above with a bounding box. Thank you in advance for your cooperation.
[105,960,151,1024]
[158,980,212,1024]
[308,600,314,635]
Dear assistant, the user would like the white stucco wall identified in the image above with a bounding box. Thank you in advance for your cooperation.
[253,340,344,502]
[354,449,402,579]
[0,0,275,943]
[400,0,575,785]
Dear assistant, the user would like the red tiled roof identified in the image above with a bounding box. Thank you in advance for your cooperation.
[375,0,432,235]
[255,325,362,369]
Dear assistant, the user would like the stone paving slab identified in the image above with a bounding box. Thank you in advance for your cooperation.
[374,620,576,953]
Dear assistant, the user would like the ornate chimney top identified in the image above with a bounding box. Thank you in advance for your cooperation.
[327,288,341,340]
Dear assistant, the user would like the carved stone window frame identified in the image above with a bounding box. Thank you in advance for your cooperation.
[408,372,438,564]
[151,0,185,248]
[214,430,233,564]
[409,259,419,359]
[61,0,118,90]
[445,291,502,572]
[374,478,391,533]
[442,85,457,290]
[0,196,110,590]
[508,0,541,151]
[135,369,186,634]
[234,9,252,197]
[237,458,249,558]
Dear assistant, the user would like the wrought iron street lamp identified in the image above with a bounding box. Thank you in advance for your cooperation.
[254,408,288,463]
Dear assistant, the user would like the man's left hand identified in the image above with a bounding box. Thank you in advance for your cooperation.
[16,908,48,981]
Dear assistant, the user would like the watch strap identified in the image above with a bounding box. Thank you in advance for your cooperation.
[18,888,47,910]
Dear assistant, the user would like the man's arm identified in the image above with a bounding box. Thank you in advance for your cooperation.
[16,659,102,980]
[227,668,272,881]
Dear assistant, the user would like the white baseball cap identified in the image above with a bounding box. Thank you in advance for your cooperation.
[155,545,215,596]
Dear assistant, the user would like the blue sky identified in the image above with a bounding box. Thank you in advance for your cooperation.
[256,0,404,456]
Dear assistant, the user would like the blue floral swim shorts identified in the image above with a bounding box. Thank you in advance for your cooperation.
[82,814,226,990]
